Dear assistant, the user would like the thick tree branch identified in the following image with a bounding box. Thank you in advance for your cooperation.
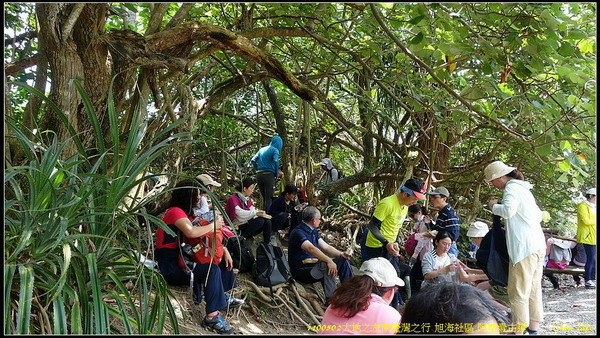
[5,55,39,75]
[62,3,85,40]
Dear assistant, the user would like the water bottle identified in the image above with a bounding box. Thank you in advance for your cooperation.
[448,256,459,283]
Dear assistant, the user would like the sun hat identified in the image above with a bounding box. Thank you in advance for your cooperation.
[427,187,450,198]
[358,257,405,287]
[586,188,596,195]
[484,161,516,182]
[399,178,426,200]
[467,221,489,238]
[196,174,221,187]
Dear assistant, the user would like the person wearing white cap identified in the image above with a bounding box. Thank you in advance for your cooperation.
[318,257,402,335]
[483,160,545,335]
[195,174,222,222]
[577,187,596,289]
[467,221,489,259]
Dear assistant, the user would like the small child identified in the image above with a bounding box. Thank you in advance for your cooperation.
[407,204,434,266]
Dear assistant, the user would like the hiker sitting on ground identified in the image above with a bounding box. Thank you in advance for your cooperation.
[268,184,305,243]
[155,180,238,334]
[318,257,402,335]
[288,206,353,300]
[225,177,273,247]
[194,173,220,222]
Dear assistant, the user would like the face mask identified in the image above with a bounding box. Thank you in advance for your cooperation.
[417,215,424,222]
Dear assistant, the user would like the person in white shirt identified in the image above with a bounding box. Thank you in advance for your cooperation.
[484,161,545,335]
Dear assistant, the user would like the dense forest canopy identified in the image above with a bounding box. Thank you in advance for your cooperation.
[4,2,596,334]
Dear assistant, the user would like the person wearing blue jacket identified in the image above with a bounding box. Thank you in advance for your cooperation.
[251,135,283,212]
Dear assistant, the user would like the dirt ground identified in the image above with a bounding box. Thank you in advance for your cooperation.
[163,227,596,335]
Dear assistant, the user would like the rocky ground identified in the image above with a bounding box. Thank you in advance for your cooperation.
[538,273,596,335]
[163,228,596,336]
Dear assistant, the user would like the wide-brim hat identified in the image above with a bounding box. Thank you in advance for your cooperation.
[484,161,516,182]
[358,257,405,287]
[196,174,221,187]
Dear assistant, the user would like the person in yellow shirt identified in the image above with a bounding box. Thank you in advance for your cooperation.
[360,178,425,308]
[577,188,596,289]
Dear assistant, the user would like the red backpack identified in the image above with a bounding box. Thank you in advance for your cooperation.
[178,218,224,268]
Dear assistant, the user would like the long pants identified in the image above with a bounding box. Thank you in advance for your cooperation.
[271,211,300,232]
[159,259,227,313]
[508,250,544,330]
[239,217,272,244]
[256,171,276,212]
[291,257,353,298]
[583,244,596,282]
[360,228,410,307]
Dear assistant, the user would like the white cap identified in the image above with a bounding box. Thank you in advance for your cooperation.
[586,188,596,195]
[358,257,404,287]
[196,174,221,187]
[484,161,516,182]
[467,221,489,238]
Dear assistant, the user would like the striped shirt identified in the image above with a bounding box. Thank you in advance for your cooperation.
[434,204,461,242]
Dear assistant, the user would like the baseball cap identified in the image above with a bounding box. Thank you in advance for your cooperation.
[484,161,516,182]
[467,221,489,238]
[427,186,450,198]
[358,257,405,287]
[586,188,596,195]
[400,178,426,200]
[196,174,221,187]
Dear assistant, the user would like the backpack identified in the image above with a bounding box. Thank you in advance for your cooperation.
[405,233,418,257]
[476,215,509,287]
[178,218,224,268]
[252,243,292,288]
[226,236,255,273]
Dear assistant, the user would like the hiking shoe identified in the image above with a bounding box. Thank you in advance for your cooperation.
[202,313,235,334]
[585,281,596,289]
[224,293,245,309]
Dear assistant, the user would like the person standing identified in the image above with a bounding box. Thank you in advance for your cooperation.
[484,160,545,335]
[320,158,340,185]
[577,187,596,289]
[360,178,425,308]
[251,135,283,213]
[427,187,461,256]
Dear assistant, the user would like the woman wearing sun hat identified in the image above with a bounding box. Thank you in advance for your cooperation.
[484,160,545,335]
[318,257,403,335]
[577,187,596,289]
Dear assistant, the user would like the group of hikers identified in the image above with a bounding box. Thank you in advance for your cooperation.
[152,135,596,335]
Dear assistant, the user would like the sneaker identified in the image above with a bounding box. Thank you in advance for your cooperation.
[202,313,235,334]
[524,327,538,335]
[224,293,245,309]
[585,281,596,289]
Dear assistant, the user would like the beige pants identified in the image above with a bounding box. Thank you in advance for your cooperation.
[508,249,545,329]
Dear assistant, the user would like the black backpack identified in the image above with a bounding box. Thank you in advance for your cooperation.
[252,243,292,289]
[226,236,255,273]
[476,215,509,287]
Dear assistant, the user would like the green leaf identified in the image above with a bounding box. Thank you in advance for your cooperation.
[559,140,572,151]
[16,265,34,334]
[409,15,425,24]
[409,32,424,45]
[557,42,576,56]
[558,160,572,172]
[380,3,394,9]
[557,172,569,183]
[536,144,553,157]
